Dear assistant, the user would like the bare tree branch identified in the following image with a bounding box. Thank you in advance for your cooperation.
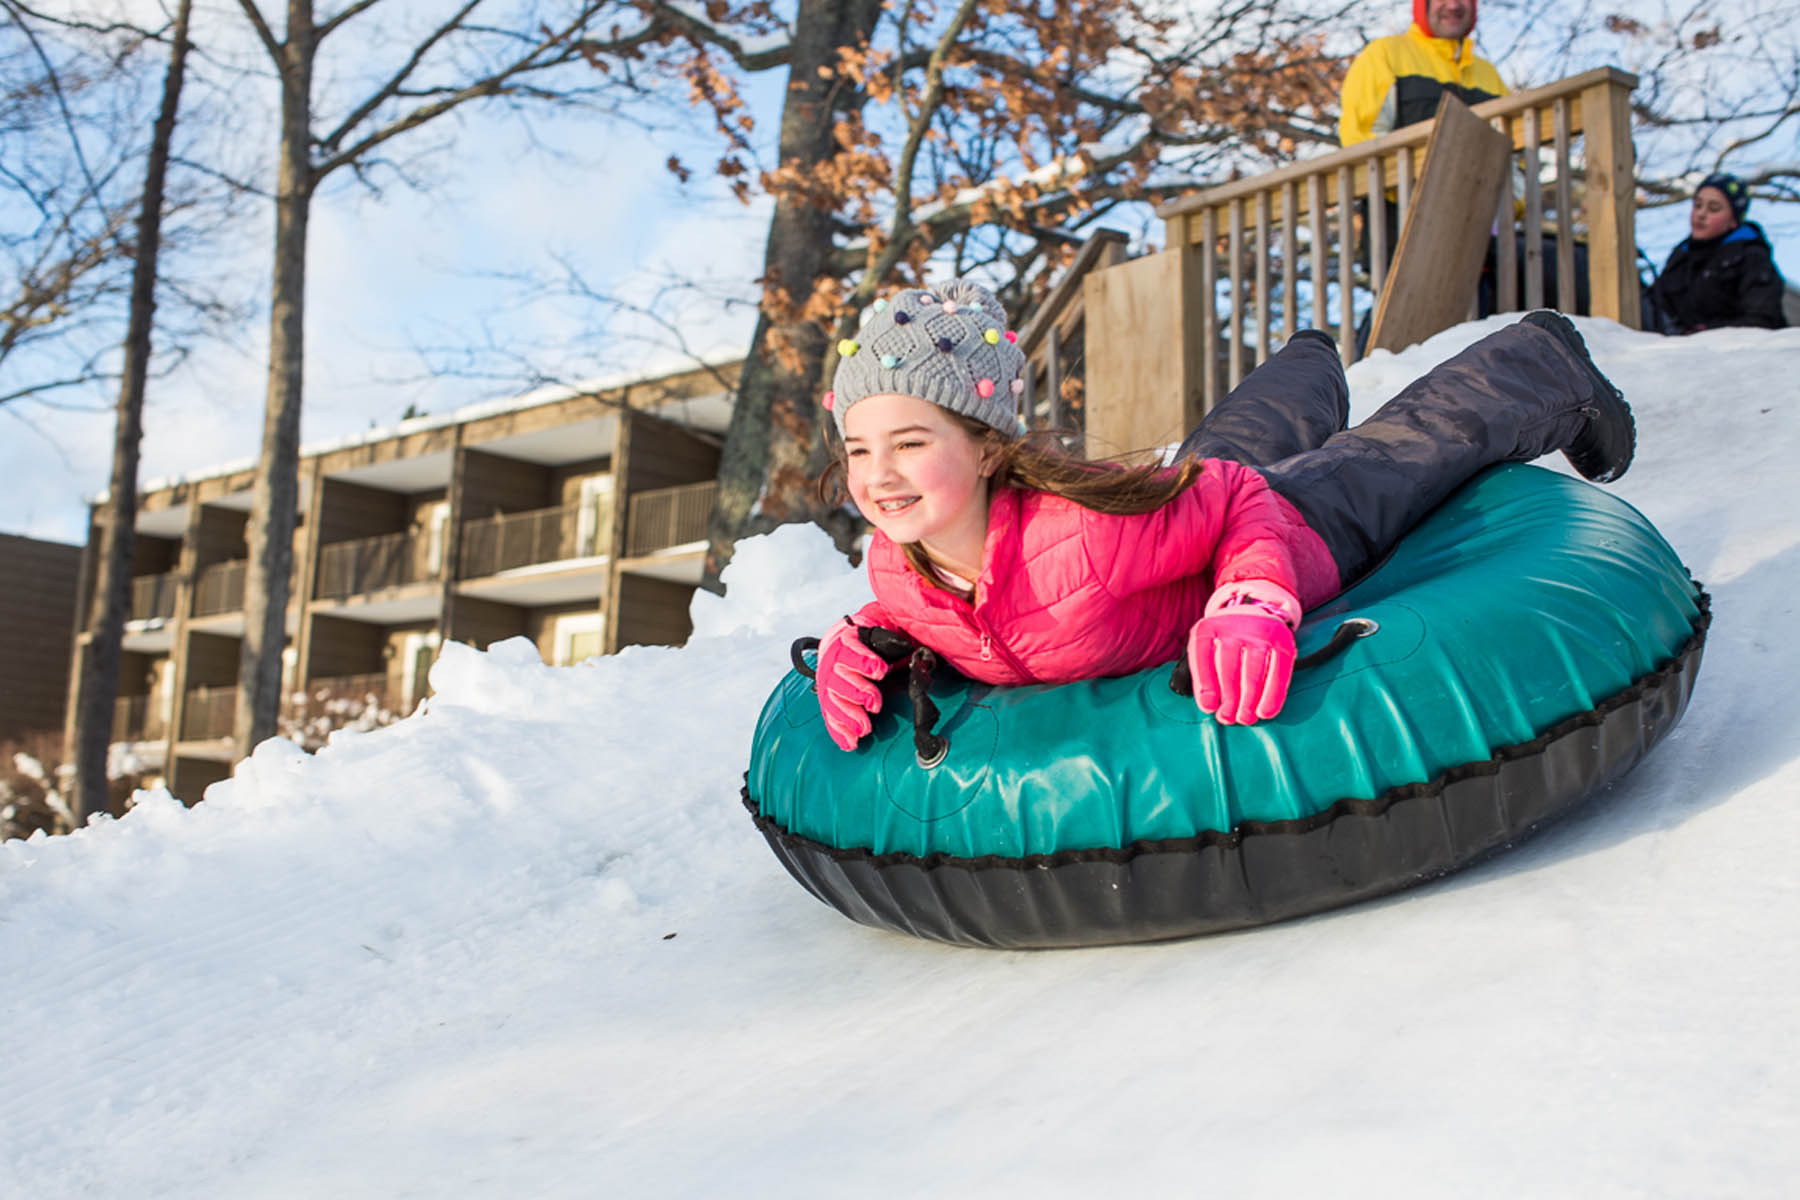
[231,0,284,63]
[313,4,613,179]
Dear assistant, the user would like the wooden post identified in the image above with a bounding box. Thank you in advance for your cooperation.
[1227,199,1244,388]
[1522,109,1544,309]
[1280,181,1299,343]
[1309,175,1327,333]
[1493,114,1518,314]
[438,427,469,646]
[1198,208,1217,413]
[1254,190,1271,365]
[1336,165,1354,354]
[1582,74,1640,327]
[1369,155,1388,298]
[1396,145,1415,237]
[1553,98,1576,312]
[602,415,632,655]
[161,498,205,796]
[290,458,326,690]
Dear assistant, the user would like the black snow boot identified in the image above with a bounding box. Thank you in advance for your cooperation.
[1519,310,1636,483]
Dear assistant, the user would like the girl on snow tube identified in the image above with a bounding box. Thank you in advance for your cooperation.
[808,278,1635,748]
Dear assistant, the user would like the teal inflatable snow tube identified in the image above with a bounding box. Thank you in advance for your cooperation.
[744,465,1708,948]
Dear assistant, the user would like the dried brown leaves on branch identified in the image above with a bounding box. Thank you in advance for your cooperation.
[638,0,1341,325]
[576,0,1345,575]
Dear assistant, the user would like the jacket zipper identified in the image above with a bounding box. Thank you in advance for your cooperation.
[972,618,1035,683]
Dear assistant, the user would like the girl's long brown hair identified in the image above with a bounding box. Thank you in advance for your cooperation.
[819,411,1202,591]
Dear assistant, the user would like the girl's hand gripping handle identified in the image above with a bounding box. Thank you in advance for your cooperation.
[1187,582,1301,726]
[816,617,891,750]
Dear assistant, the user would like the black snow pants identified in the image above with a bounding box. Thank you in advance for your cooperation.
[1177,321,1601,588]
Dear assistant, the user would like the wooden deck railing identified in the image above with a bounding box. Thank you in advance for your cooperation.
[181,684,236,740]
[626,481,716,557]
[1156,67,1639,407]
[129,572,179,623]
[316,531,433,599]
[112,693,166,742]
[458,504,582,577]
[1015,230,1130,435]
[193,559,247,617]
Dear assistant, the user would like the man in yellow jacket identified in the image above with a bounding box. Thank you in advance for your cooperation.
[1340,0,1508,146]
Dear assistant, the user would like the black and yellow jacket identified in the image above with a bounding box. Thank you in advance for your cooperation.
[1338,23,1508,146]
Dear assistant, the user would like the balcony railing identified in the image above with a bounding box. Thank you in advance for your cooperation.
[1015,230,1129,437]
[458,504,582,577]
[193,559,247,617]
[296,671,389,710]
[181,684,236,741]
[129,572,179,623]
[316,531,433,600]
[627,481,716,557]
[280,672,398,752]
[112,693,167,742]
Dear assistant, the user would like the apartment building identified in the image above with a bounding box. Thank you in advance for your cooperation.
[65,360,736,802]
[0,532,82,742]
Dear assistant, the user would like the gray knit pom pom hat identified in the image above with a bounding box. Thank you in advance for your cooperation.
[825,278,1027,438]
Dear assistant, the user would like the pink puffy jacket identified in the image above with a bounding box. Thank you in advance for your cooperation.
[854,461,1340,686]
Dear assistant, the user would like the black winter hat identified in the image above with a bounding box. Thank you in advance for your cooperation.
[1697,173,1749,223]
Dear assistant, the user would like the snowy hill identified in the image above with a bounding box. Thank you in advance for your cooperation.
[5,317,1799,1199]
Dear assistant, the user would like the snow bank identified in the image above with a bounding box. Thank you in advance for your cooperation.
[4,320,1799,1199]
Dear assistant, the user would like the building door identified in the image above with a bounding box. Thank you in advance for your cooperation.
[553,612,606,666]
[401,631,440,713]
[423,501,451,579]
[574,476,615,558]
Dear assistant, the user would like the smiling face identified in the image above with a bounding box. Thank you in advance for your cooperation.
[1425,0,1476,39]
[1690,186,1738,241]
[842,393,996,578]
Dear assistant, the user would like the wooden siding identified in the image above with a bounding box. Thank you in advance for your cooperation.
[114,650,160,700]
[623,413,721,494]
[458,449,550,521]
[0,534,80,740]
[170,756,231,802]
[191,507,249,571]
[445,595,528,650]
[183,631,241,689]
[551,459,612,508]
[305,614,385,680]
[130,531,181,578]
[612,575,695,650]
[317,478,409,545]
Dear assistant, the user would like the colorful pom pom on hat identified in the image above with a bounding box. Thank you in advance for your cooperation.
[827,278,1027,438]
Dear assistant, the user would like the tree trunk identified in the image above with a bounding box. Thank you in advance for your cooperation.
[702,0,880,590]
[236,0,314,760]
[68,0,194,824]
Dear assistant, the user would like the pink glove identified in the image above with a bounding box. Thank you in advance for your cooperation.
[1187,583,1300,726]
[816,618,890,750]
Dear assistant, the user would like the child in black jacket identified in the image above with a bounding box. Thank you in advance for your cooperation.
[1647,173,1788,334]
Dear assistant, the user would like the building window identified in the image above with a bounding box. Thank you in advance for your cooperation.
[553,612,605,666]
